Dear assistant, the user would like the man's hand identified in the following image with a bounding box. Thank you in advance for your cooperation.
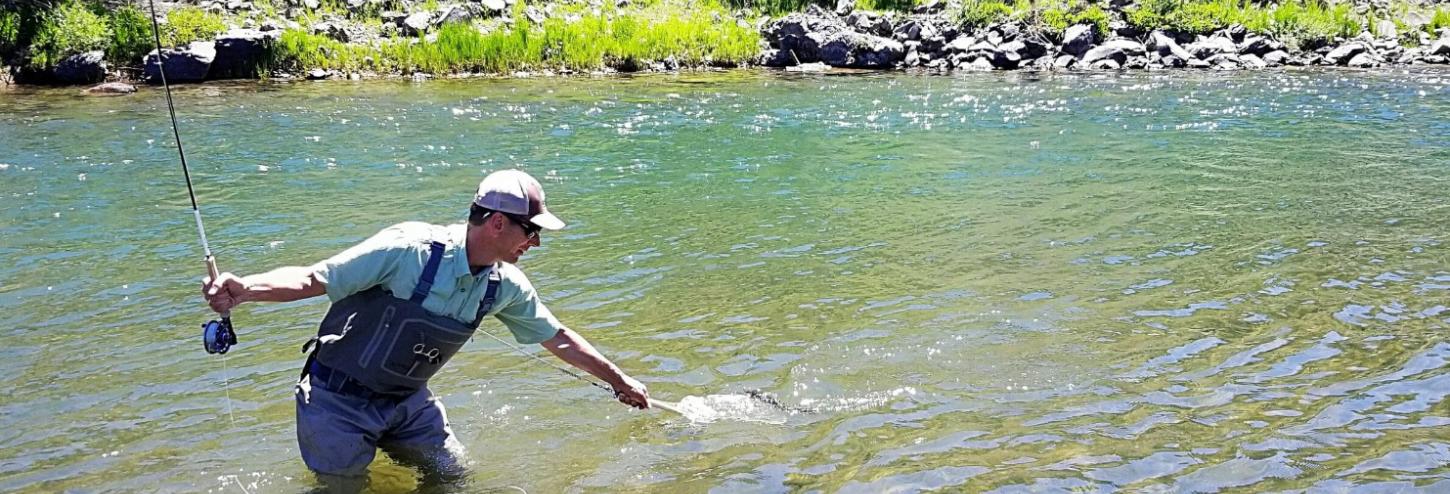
[202,272,249,314]
[612,374,650,409]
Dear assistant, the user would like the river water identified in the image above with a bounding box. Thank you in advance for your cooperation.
[1,69,1448,493]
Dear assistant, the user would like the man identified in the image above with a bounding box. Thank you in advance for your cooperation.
[202,169,650,488]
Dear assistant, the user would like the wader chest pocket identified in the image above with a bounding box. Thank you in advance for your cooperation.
[381,317,473,383]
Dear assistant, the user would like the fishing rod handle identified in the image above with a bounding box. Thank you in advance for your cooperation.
[205,255,231,318]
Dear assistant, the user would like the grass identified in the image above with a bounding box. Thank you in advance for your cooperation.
[108,5,152,64]
[271,0,760,74]
[1126,0,1360,47]
[163,7,227,47]
[953,0,1108,39]
[1431,8,1450,35]
[28,0,111,69]
[0,9,19,55]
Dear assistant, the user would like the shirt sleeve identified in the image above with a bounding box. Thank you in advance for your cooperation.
[493,268,566,345]
[310,225,414,303]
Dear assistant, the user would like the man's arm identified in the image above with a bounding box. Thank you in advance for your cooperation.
[541,328,650,409]
[202,266,327,314]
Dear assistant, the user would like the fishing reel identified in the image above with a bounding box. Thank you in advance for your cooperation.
[203,317,237,354]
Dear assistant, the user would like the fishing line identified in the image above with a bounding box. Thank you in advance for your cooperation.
[472,327,683,415]
[147,0,238,421]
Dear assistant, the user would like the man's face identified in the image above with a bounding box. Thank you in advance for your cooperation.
[498,213,541,263]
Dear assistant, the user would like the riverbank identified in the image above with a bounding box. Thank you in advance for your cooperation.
[1,0,1448,88]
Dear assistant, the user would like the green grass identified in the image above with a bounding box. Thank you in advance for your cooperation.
[108,6,152,64]
[271,0,760,74]
[1430,8,1450,35]
[0,9,20,54]
[953,0,1107,38]
[163,7,227,47]
[1125,0,1359,47]
[722,0,828,16]
[28,0,111,69]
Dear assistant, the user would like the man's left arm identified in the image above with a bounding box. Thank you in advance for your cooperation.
[541,328,650,409]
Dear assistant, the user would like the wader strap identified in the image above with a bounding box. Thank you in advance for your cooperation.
[299,337,320,382]
[470,269,503,327]
[410,241,447,304]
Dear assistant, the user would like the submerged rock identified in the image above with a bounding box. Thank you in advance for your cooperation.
[84,82,136,95]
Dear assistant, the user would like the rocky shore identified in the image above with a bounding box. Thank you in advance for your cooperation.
[759,3,1450,71]
[3,0,1449,91]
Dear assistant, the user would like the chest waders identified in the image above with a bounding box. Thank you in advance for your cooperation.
[301,241,500,396]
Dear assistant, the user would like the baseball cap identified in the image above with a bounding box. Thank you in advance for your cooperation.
[473,169,565,230]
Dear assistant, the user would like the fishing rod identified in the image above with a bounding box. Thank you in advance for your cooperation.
[147,0,236,355]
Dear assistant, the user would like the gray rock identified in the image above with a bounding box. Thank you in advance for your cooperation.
[894,20,922,42]
[212,29,279,79]
[835,0,853,15]
[303,0,319,9]
[1262,50,1290,66]
[481,0,507,13]
[1396,48,1422,64]
[1088,58,1120,70]
[1161,54,1186,68]
[1019,37,1050,59]
[307,68,331,79]
[1239,53,1266,69]
[402,11,431,36]
[1431,38,1450,56]
[1081,44,1125,65]
[84,82,136,94]
[1053,54,1075,68]
[1061,24,1095,57]
[1346,52,1376,67]
[819,31,904,69]
[1187,57,1211,68]
[945,36,978,54]
[759,48,793,67]
[1237,35,1271,55]
[1149,31,1193,62]
[144,42,217,83]
[991,44,1022,68]
[1186,36,1236,59]
[967,56,994,70]
[1324,42,1367,65]
[54,50,106,84]
[1376,20,1397,39]
[1124,56,1147,69]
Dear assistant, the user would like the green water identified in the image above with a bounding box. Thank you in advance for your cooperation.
[1,69,1448,493]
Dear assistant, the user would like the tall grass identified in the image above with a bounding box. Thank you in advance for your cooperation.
[1430,8,1450,35]
[954,0,1107,38]
[271,1,760,74]
[108,6,152,64]
[163,7,227,47]
[722,0,828,16]
[1126,0,1359,46]
[0,9,20,55]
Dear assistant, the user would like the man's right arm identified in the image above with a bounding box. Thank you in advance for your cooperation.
[203,266,326,314]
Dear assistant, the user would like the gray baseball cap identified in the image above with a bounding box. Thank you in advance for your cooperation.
[473,169,565,230]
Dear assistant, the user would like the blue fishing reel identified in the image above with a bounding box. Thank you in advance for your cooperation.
[203,318,237,354]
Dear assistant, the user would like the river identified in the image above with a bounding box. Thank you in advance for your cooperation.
[1,69,1448,492]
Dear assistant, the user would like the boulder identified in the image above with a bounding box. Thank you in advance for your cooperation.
[1323,42,1367,65]
[1053,54,1075,69]
[819,31,905,69]
[1346,52,1376,68]
[1149,31,1193,61]
[991,41,1023,68]
[945,36,978,54]
[144,41,217,83]
[1088,58,1120,70]
[84,81,136,94]
[211,29,278,79]
[54,50,106,84]
[402,11,431,36]
[759,48,794,67]
[1186,36,1236,59]
[1239,53,1266,69]
[1262,50,1290,66]
[1019,37,1050,59]
[1237,35,1271,56]
[1061,24,1095,57]
[1161,54,1186,68]
[1375,19,1397,39]
[481,0,507,13]
[1431,38,1450,56]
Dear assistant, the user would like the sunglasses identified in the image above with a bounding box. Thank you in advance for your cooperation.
[497,212,541,240]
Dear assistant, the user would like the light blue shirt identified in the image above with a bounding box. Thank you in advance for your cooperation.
[310,221,564,344]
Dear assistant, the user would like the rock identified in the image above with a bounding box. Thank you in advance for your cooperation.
[1346,52,1376,68]
[438,5,483,25]
[991,43,1023,68]
[894,20,922,42]
[1237,35,1271,56]
[945,36,977,54]
[1053,54,1075,69]
[1148,31,1193,62]
[1396,48,1422,64]
[1061,24,1095,57]
[1262,50,1290,66]
[1088,58,1120,70]
[1239,53,1266,69]
[967,57,994,70]
[1019,37,1050,59]
[1324,42,1367,65]
[1431,38,1450,56]
[834,0,853,16]
[212,29,278,79]
[54,50,106,84]
[144,42,216,83]
[819,32,905,69]
[1081,44,1125,66]
[1186,36,1236,59]
[401,11,431,36]
[307,68,331,79]
[913,0,943,14]
[84,82,136,95]
[759,49,793,67]
[481,0,506,13]
[1221,23,1247,43]
[303,0,319,9]
[1206,52,1241,67]
[1161,54,1186,68]
[1123,56,1147,69]
[1187,57,1211,68]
